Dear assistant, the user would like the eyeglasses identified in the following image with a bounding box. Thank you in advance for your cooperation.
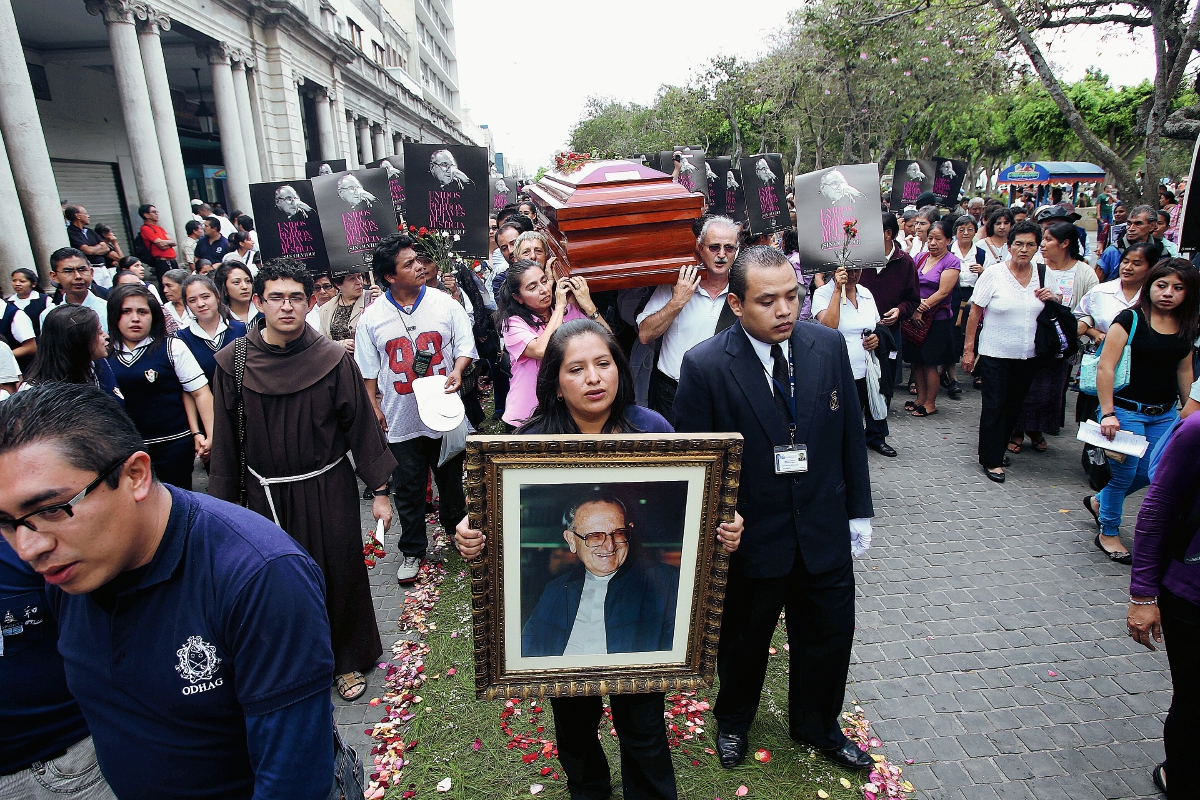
[55,266,92,277]
[706,244,738,255]
[0,454,129,537]
[262,293,309,307]
[571,528,631,549]
[314,283,334,292]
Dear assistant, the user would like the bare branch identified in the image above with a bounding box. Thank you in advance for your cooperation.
[1036,13,1152,26]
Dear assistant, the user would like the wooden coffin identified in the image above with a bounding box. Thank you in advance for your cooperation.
[526,160,704,291]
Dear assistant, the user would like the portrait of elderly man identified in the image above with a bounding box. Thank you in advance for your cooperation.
[274,185,313,219]
[429,149,475,190]
[336,174,377,208]
[521,495,680,658]
[905,161,928,182]
[754,158,777,186]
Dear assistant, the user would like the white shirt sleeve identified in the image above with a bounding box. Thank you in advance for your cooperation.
[849,517,872,557]
[811,283,835,319]
[9,311,34,343]
[635,284,674,326]
[354,314,382,380]
[0,342,19,383]
[971,269,997,309]
[168,338,208,392]
[1190,376,1200,404]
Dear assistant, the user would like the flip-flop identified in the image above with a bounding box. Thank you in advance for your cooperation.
[1094,534,1132,564]
[1031,436,1048,453]
[911,406,937,417]
[1152,762,1167,795]
[904,400,917,411]
[1007,440,1022,454]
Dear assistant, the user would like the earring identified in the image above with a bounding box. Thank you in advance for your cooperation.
[556,395,563,401]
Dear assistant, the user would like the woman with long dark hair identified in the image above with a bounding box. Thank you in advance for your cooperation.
[454,319,743,800]
[178,274,247,384]
[494,259,609,430]
[214,260,259,326]
[905,218,960,416]
[105,284,214,489]
[1009,222,1097,454]
[1088,259,1198,562]
[22,304,120,402]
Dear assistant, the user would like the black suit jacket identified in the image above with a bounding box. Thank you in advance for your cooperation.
[674,321,873,578]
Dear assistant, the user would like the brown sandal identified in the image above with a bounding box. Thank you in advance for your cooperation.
[335,671,367,701]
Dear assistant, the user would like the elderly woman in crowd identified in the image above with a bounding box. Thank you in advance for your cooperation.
[961,221,1060,483]
[1088,259,1197,562]
[905,218,960,417]
[944,214,982,400]
[1008,223,1097,454]
[160,267,192,333]
[319,269,370,353]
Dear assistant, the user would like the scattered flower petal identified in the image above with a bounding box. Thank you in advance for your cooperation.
[530,784,543,795]
[754,748,771,763]
[436,778,451,792]
[736,787,749,797]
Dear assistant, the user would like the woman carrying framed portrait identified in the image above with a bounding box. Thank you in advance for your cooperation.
[455,319,743,800]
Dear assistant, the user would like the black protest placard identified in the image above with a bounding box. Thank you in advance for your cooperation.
[402,143,490,257]
[1180,137,1200,251]
[249,180,330,276]
[368,156,406,224]
[930,158,968,207]
[889,159,934,208]
[657,149,707,197]
[305,159,347,178]
[490,172,518,213]
[739,153,789,236]
[726,168,746,222]
[793,164,886,275]
[310,168,394,277]
[705,157,731,215]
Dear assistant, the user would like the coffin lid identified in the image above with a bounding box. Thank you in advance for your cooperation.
[532,159,701,221]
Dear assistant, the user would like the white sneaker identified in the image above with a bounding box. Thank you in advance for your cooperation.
[396,555,423,584]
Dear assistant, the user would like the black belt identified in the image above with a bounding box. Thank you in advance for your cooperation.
[1113,397,1173,416]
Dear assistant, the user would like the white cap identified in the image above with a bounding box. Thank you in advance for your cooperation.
[412,374,465,432]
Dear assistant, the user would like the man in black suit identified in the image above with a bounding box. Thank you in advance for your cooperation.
[674,245,874,771]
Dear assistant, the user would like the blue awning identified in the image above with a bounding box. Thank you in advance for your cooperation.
[998,161,1107,184]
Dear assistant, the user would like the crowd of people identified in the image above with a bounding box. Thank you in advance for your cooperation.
[0,176,1198,800]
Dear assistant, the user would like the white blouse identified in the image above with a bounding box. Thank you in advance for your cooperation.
[971,263,1045,360]
[812,283,881,380]
[1076,279,1141,334]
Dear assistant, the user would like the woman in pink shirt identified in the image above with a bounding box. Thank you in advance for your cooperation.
[496,259,609,429]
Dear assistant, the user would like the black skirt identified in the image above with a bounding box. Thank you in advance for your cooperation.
[905,318,956,366]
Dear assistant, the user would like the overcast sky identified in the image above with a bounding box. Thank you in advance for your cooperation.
[453,0,1156,173]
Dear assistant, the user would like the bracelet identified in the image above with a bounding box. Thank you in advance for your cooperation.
[191,432,203,437]
[587,310,600,320]
[1129,597,1157,605]
[1101,412,1117,420]
[372,488,390,497]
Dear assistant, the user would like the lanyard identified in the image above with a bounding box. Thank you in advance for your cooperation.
[766,341,797,445]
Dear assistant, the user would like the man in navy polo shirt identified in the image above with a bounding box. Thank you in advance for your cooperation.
[0,384,348,800]
[1,536,116,799]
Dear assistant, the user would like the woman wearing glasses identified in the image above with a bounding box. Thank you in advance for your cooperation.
[454,320,743,800]
[105,284,214,489]
[495,260,609,430]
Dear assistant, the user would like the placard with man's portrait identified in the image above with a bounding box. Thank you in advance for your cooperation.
[248,180,330,275]
[402,143,490,257]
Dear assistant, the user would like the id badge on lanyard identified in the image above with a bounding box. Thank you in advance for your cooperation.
[770,341,808,474]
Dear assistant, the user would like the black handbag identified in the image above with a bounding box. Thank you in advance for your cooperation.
[1081,443,1112,491]
[1034,265,1080,362]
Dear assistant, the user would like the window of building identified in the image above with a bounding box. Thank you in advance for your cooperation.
[348,20,364,51]
[373,41,386,64]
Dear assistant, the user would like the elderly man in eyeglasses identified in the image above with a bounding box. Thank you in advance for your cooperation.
[521,495,679,658]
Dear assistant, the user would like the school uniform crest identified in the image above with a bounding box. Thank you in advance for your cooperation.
[176,635,221,684]
[144,369,158,383]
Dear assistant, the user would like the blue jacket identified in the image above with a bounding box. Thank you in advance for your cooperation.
[521,556,679,657]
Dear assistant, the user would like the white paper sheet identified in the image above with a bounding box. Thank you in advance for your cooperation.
[1076,419,1150,458]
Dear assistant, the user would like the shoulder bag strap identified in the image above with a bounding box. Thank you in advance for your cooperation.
[233,336,248,507]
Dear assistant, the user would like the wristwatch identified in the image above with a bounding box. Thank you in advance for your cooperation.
[588,310,600,320]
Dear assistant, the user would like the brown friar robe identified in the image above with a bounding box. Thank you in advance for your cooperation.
[209,323,397,675]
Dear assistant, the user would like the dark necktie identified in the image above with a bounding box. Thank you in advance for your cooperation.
[770,343,791,424]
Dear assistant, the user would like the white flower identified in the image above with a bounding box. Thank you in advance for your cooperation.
[453,234,460,241]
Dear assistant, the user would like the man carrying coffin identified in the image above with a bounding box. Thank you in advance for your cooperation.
[636,216,740,426]
[521,495,679,658]
[673,246,874,771]
[208,259,397,703]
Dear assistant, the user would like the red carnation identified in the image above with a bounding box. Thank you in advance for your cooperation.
[409,225,416,232]
[418,226,428,236]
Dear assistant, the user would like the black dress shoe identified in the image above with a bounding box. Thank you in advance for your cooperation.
[715,731,748,768]
[869,442,898,457]
[986,469,1005,483]
[819,740,873,770]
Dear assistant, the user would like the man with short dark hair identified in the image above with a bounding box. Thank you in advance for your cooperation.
[211,205,237,237]
[636,216,739,426]
[137,204,178,279]
[209,259,396,704]
[1097,203,1156,281]
[674,245,873,773]
[356,235,476,584]
[180,220,202,269]
[43,249,108,333]
[0,383,341,799]
[193,217,229,264]
[63,206,110,272]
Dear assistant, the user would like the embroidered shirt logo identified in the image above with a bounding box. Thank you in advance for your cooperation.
[144,369,158,383]
[830,389,839,411]
[175,636,223,694]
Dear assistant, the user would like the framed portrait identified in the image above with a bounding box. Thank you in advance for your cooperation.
[466,434,743,700]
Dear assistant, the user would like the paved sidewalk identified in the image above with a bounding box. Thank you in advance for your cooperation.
[851,386,1170,800]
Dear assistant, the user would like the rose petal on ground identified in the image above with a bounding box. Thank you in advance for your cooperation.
[839,777,852,788]
[436,778,451,792]
[1048,670,1058,677]
[530,784,543,795]
[736,786,748,797]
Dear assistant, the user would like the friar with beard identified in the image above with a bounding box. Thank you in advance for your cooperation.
[634,215,740,426]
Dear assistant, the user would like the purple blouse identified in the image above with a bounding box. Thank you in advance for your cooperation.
[1131,412,1200,605]
[915,251,961,321]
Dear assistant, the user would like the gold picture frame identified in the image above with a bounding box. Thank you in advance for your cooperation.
[465,433,743,700]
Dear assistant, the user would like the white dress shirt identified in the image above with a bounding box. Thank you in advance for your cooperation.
[637,282,731,380]
[971,263,1045,360]
[1076,279,1141,333]
[810,283,881,380]
[563,571,614,655]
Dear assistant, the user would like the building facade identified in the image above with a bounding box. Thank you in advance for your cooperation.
[3,0,480,288]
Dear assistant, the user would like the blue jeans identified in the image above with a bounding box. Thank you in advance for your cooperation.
[0,736,116,800]
[1096,406,1179,537]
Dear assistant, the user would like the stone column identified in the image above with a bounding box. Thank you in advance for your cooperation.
[373,126,386,164]
[135,7,189,245]
[203,44,252,215]
[345,113,359,169]
[358,117,373,166]
[231,59,262,184]
[314,89,337,160]
[0,130,37,293]
[88,0,173,230]
[0,0,65,282]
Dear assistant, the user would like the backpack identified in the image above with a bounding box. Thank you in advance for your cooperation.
[1033,264,1080,363]
[133,227,154,264]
